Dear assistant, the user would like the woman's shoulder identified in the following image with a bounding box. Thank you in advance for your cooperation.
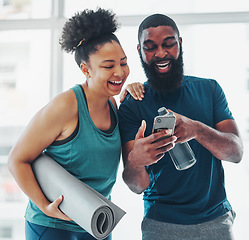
[44,89,78,121]
[54,88,76,107]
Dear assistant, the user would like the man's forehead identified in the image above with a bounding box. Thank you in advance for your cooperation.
[140,25,177,43]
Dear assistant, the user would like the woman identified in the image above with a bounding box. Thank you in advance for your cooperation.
[8,8,143,240]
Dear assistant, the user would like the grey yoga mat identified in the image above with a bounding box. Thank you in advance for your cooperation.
[32,153,126,239]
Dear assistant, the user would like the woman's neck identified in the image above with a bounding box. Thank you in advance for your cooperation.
[81,82,110,110]
[81,82,112,131]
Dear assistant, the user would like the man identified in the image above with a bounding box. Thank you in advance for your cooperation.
[118,14,243,240]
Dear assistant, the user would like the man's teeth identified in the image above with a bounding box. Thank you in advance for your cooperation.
[156,62,170,69]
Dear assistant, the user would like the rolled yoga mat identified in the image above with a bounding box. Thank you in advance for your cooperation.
[32,153,126,240]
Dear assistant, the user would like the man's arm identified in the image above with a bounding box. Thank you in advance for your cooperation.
[122,141,151,194]
[173,111,243,163]
[194,119,243,163]
[122,120,177,194]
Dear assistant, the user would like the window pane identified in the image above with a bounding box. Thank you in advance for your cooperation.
[0,30,51,128]
[0,0,52,19]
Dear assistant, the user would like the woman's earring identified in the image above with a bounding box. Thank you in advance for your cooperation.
[80,63,91,78]
[86,72,91,78]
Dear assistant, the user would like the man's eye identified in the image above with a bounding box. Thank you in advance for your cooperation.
[163,41,177,48]
[121,62,127,66]
[143,46,156,51]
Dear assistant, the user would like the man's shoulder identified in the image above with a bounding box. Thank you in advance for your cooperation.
[119,91,139,106]
[183,75,218,88]
[120,82,151,106]
[184,75,214,82]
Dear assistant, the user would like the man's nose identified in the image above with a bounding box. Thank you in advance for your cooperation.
[155,47,168,59]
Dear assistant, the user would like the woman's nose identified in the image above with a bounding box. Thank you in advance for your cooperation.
[113,66,124,78]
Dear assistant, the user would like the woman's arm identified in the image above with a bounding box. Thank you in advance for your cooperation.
[8,90,77,220]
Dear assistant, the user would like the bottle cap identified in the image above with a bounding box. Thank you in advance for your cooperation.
[158,107,168,116]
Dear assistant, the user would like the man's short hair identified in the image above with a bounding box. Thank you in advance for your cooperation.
[138,14,180,43]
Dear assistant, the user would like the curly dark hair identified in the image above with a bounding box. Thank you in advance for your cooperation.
[59,8,121,66]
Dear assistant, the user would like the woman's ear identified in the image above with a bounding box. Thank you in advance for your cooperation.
[80,63,91,78]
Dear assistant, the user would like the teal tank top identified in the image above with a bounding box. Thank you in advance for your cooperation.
[25,84,121,232]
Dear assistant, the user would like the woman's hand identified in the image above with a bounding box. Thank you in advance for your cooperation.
[43,195,72,221]
[120,82,145,102]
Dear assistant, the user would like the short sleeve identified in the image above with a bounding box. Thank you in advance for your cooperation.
[211,80,234,124]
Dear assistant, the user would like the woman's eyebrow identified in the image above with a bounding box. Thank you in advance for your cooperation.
[121,56,127,61]
[101,59,115,63]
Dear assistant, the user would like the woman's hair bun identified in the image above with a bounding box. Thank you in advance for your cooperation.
[60,8,119,53]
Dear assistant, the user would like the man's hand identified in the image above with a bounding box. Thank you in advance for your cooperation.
[128,120,177,168]
[122,120,177,193]
[169,110,243,163]
[170,110,197,143]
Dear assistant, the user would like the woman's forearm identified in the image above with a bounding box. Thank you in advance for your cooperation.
[8,159,51,211]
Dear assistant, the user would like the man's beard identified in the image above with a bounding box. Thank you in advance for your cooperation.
[140,46,184,93]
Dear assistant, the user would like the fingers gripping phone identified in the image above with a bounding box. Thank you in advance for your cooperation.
[152,107,176,142]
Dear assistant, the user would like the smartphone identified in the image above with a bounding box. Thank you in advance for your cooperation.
[152,107,176,141]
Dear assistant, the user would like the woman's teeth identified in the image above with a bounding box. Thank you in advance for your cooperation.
[109,80,123,85]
